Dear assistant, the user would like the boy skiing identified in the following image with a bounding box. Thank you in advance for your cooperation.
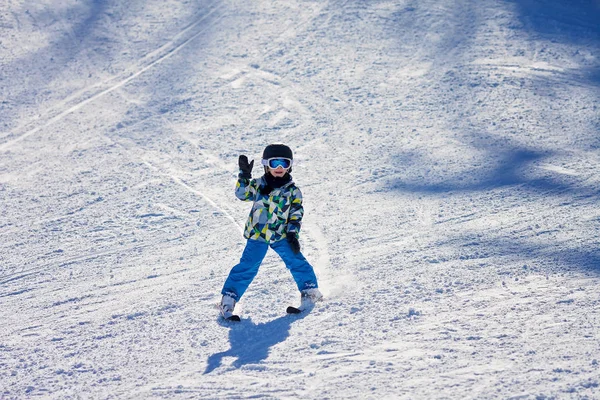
[219,144,322,320]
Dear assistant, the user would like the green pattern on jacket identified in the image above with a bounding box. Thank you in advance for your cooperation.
[235,175,303,243]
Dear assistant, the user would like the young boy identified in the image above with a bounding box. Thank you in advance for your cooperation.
[219,144,322,319]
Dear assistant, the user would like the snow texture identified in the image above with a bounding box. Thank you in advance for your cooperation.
[1,0,600,398]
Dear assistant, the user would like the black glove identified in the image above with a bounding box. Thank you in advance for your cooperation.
[238,155,254,179]
[287,233,301,254]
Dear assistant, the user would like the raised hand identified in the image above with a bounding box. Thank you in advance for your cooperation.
[238,155,254,178]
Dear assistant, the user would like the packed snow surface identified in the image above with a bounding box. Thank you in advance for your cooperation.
[1,0,599,398]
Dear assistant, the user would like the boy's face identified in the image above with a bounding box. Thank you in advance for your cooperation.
[268,166,288,178]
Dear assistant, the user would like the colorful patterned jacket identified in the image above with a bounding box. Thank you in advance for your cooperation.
[235,175,303,243]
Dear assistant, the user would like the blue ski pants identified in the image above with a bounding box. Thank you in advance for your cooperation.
[221,239,318,301]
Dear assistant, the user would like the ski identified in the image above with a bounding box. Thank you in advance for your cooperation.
[286,306,302,314]
[222,307,306,319]
[224,314,241,322]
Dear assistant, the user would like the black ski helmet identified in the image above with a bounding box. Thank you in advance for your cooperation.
[262,143,293,160]
[262,144,293,172]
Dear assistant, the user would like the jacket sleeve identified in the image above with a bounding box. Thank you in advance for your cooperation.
[235,176,259,201]
[287,186,304,235]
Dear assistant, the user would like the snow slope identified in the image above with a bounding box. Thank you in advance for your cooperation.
[1,0,599,398]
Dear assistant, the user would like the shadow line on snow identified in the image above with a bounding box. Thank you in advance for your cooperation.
[204,313,307,374]
[508,239,600,273]
[508,0,600,44]
[388,138,600,273]
[389,141,599,201]
[508,0,600,86]
[452,235,600,274]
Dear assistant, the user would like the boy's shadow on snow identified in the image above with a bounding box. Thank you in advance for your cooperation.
[204,311,310,374]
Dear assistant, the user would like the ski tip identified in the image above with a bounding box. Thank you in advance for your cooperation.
[286,306,302,314]
[225,315,241,322]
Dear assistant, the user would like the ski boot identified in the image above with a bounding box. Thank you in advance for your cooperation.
[219,295,240,321]
[300,288,323,309]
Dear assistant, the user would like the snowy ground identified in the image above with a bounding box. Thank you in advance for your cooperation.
[1,0,600,398]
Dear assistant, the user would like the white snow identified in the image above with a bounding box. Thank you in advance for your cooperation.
[1,0,600,398]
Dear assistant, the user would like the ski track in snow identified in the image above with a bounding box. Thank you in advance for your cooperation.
[0,1,227,151]
[1,0,600,398]
[141,159,244,235]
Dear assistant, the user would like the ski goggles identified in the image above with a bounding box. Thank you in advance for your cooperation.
[262,157,293,169]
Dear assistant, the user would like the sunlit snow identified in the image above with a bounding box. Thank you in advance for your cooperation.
[1,0,599,398]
